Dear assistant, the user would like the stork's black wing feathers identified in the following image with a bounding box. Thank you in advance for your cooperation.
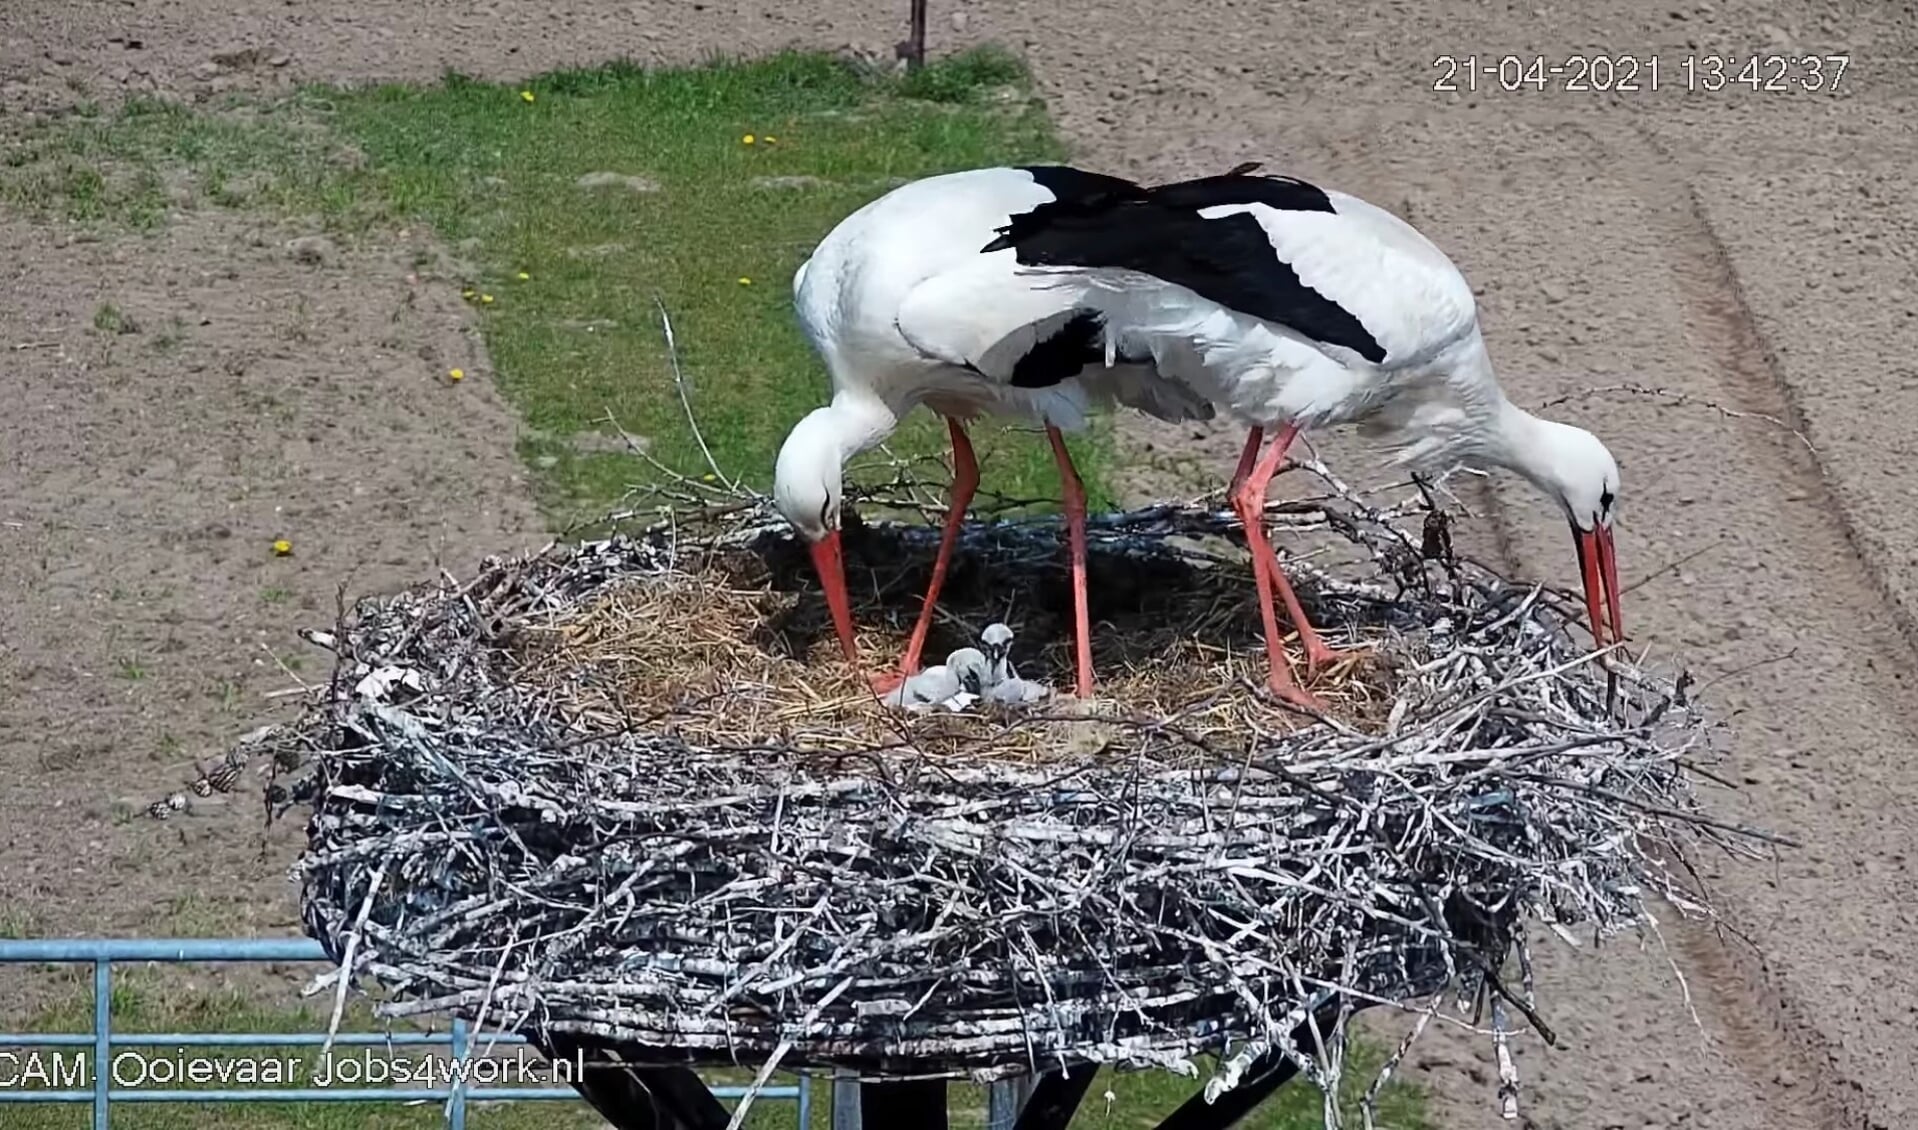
[983,166,1385,364]
[1018,164,1143,205]
[1004,308,1105,388]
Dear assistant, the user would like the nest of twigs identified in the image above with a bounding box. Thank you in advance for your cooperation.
[265,459,1766,1117]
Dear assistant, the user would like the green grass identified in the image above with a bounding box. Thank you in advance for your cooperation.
[0,48,1113,524]
[329,48,1104,519]
[0,972,1422,1129]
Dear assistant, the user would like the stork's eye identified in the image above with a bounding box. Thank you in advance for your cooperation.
[1599,486,1616,514]
[818,498,833,530]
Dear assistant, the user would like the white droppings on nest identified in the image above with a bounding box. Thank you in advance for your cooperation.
[250,464,1777,1126]
[353,665,422,701]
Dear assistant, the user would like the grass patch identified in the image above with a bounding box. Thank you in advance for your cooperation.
[1,49,1114,523]
[0,971,1422,1128]
[329,48,1104,521]
[0,96,377,231]
[92,302,134,335]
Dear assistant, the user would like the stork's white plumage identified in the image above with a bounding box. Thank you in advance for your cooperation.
[879,646,990,711]
[774,166,1215,698]
[982,163,1625,708]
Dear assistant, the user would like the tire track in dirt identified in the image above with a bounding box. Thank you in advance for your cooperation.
[1631,126,1918,661]
[1562,118,1909,1130]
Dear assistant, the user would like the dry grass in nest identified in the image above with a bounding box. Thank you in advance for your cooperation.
[499,526,1397,762]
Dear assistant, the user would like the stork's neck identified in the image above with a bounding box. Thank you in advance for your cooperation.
[1448,339,1553,484]
[1485,399,1557,481]
[1481,395,1602,528]
[824,389,898,459]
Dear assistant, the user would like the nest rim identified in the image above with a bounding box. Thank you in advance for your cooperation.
[270,468,1755,1094]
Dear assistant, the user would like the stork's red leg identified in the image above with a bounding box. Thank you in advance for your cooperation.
[881,417,980,694]
[1228,426,1265,499]
[1234,425,1360,676]
[1047,425,1095,698]
[1232,424,1323,711]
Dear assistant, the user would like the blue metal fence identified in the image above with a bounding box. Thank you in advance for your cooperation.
[0,937,813,1129]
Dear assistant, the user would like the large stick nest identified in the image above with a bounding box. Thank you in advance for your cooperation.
[264,460,1764,1104]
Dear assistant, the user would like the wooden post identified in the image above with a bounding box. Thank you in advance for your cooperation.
[906,0,928,70]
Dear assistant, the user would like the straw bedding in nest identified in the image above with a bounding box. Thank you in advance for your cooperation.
[264,461,1767,1116]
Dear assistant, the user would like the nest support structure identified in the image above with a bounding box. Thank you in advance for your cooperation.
[261,462,1768,1129]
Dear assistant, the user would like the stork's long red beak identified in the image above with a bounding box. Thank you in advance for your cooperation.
[1572,523,1625,648]
[808,530,860,665]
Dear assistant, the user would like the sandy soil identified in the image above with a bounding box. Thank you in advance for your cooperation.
[0,210,546,935]
[5,1,1918,1127]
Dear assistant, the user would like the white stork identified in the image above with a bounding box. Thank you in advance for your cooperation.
[981,163,1626,708]
[772,166,1214,698]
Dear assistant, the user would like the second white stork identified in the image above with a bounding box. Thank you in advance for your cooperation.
[982,164,1626,709]
[772,166,1214,698]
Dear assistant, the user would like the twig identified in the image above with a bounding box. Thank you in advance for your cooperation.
[320,857,389,1059]
[1620,539,1721,597]
[1533,383,1815,453]
[652,294,739,492]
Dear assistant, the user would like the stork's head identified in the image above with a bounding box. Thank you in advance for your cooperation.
[1499,412,1624,649]
[1535,421,1621,531]
[945,647,989,696]
[772,397,897,665]
[773,407,847,544]
[980,623,1015,670]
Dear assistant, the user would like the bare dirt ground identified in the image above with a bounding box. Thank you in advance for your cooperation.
[6,1,1918,1127]
[0,210,545,936]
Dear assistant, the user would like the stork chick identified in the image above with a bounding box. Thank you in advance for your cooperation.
[880,647,990,711]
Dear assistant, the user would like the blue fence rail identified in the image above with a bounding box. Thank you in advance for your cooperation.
[0,937,813,1129]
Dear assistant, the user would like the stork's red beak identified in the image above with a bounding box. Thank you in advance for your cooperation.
[1572,522,1625,648]
[808,530,860,665]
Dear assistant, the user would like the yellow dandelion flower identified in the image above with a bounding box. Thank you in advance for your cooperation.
[480,293,495,304]
[461,288,475,299]
[702,473,717,482]
[449,368,465,381]
[271,539,293,557]
[520,90,536,103]
[765,135,778,143]
[738,277,752,286]
[516,271,531,281]
[741,134,756,145]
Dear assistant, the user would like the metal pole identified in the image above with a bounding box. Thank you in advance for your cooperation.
[448,1017,469,1130]
[92,959,110,1130]
[906,0,928,70]
[987,1077,1031,1129]
[831,1069,862,1130]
